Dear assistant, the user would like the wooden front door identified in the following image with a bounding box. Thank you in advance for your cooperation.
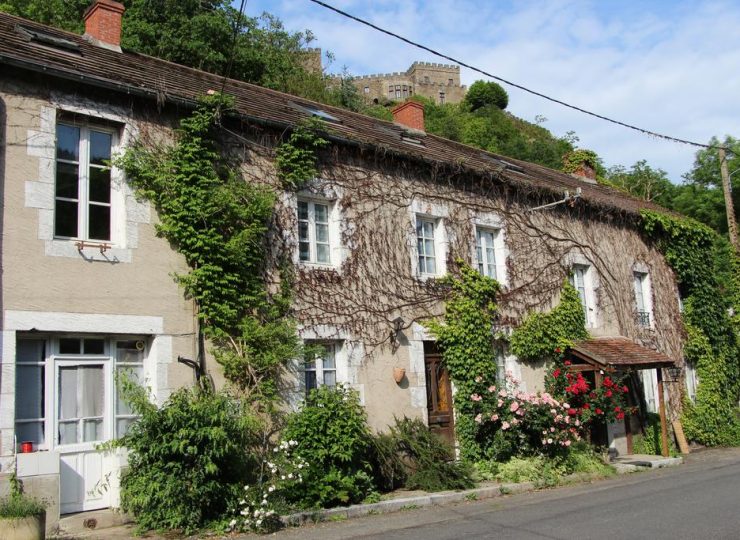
[424,342,455,447]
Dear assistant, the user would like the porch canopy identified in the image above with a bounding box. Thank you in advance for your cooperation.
[570,336,676,372]
[568,336,677,457]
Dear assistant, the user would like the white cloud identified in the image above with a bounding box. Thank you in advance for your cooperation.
[246,0,740,181]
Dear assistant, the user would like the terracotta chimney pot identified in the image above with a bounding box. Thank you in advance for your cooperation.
[83,0,125,52]
[391,100,425,132]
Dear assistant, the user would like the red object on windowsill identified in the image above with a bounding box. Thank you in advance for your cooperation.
[20,441,34,453]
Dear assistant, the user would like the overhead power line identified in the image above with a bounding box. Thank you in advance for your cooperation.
[307,0,715,150]
[220,0,248,95]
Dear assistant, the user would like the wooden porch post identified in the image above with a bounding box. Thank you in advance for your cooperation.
[656,368,669,457]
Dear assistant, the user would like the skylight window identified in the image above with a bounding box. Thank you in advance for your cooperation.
[401,131,425,147]
[17,25,81,54]
[499,159,525,174]
[290,102,341,123]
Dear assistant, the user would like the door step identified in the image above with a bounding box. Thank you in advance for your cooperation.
[58,508,132,536]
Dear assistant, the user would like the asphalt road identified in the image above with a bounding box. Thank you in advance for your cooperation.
[268,448,740,540]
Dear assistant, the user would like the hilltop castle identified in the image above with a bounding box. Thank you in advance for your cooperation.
[353,61,467,104]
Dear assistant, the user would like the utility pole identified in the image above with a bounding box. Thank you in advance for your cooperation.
[718,146,738,250]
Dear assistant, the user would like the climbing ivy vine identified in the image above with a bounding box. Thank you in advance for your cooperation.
[275,117,329,190]
[117,94,300,403]
[510,281,588,363]
[641,210,740,445]
[427,262,500,459]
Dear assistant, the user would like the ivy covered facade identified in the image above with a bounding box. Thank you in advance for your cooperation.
[0,5,737,531]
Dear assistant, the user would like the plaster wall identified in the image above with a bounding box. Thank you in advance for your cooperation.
[0,78,197,393]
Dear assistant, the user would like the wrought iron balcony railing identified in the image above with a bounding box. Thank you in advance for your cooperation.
[636,311,651,327]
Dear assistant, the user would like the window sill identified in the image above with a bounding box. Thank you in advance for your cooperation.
[46,238,130,263]
[416,273,446,283]
[298,261,340,271]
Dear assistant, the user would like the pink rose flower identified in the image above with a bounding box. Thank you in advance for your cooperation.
[501,421,510,430]
[510,401,520,412]
[474,414,483,423]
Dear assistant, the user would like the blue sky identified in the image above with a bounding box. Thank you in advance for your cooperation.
[242,1,740,182]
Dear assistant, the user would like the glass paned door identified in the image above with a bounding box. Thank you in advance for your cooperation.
[57,363,106,445]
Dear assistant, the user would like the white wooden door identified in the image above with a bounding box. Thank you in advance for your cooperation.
[54,360,112,513]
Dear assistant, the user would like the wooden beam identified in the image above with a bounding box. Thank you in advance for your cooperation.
[656,368,669,457]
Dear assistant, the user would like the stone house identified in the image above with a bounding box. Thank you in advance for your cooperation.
[0,1,687,531]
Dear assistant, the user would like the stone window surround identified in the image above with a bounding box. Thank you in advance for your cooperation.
[563,252,600,329]
[471,212,509,287]
[286,326,364,410]
[24,93,150,263]
[632,261,655,330]
[283,183,347,271]
[408,198,451,280]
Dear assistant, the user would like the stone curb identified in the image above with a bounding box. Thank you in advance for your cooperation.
[282,456,685,527]
[282,479,563,526]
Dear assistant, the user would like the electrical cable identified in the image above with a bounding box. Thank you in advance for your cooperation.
[220,0,248,95]
[307,0,717,149]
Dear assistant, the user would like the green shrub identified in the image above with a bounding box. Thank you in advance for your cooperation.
[632,413,679,457]
[386,417,474,492]
[370,432,407,492]
[0,475,45,518]
[283,385,376,508]
[560,441,615,477]
[0,494,46,518]
[118,386,260,533]
[475,443,613,488]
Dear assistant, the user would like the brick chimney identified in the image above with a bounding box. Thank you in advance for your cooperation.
[391,100,425,132]
[570,162,597,184]
[83,0,125,52]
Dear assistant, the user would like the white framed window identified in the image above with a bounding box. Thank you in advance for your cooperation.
[633,271,653,328]
[15,339,47,447]
[475,227,498,279]
[685,362,698,402]
[54,121,117,242]
[363,86,370,94]
[417,216,438,275]
[640,368,659,413]
[114,340,145,437]
[297,199,332,265]
[303,343,338,396]
[14,335,145,451]
[569,264,596,328]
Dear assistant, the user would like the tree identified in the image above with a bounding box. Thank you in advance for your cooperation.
[0,0,89,32]
[605,160,676,207]
[464,80,509,111]
[0,0,319,93]
[678,136,740,235]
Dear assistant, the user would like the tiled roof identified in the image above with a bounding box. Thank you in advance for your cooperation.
[571,337,676,369]
[0,12,673,218]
